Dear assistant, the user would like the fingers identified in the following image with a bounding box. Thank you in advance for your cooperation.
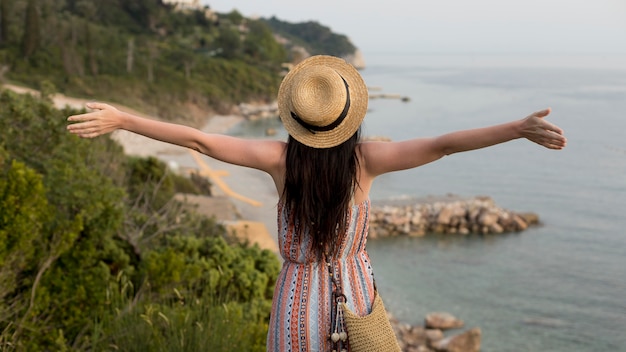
[67,102,103,122]
[538,130,567,149]
[85,102,110,110]
[67,120,93,135]
[530,108,563,133]
[74,131,101,139]
[67,102,109,122]
[67,123,104,138]
[552,133,567,149]
[67,114,99,132]
[67,112,95,122]
[532,107,551,118]
[541,118,564,135]
[543,141,565,150]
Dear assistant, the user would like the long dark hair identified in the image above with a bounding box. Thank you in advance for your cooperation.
[282,129,361,259]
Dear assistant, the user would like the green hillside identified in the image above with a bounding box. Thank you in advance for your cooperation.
[0,0,358,124]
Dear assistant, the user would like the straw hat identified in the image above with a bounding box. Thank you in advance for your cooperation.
[278,55,368,148]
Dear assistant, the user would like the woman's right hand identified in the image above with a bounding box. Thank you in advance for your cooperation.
[67,102,124,138]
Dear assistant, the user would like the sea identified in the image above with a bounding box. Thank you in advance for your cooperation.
[226,52,626,352]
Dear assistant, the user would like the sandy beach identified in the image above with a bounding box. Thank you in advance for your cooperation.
[110,111,281,253]
[112,111,280,253]
[3,83,280,253]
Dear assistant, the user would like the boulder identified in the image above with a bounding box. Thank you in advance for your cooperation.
[408,346,435,352]
[432,328,481,352]
[425,329,444,343]
[400,326,429,348]
[488,223,504,234]
[411,212,423,225]
[437,206,454,225]
[424,312,464,330]
[478,210,499,227]
[520,212,539,225]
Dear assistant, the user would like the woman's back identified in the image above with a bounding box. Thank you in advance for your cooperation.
[267,197,376,352]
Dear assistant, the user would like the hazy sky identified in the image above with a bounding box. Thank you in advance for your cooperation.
[202,0,626,55]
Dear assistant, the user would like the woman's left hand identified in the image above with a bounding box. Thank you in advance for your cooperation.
[519,108,567,150]
[66,102,123,138]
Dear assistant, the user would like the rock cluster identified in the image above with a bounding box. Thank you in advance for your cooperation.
[389,312,481,352]
[369,195,539,238]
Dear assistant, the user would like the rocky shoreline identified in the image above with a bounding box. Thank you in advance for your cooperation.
[390,311,481,352]
[370,195,539,238]
[371,194,540,351]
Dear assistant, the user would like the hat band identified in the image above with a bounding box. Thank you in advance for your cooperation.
[290,77,350,134]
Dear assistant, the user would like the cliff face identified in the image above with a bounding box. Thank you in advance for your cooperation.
[343,49,366,70]
[284,43,366,70]
[263,16,365,69]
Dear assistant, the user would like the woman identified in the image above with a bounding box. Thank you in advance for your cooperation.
[67,55,566,352]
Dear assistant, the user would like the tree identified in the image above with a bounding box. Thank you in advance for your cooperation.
[0,155,50,322]
[126,37,134,73]
[0,0,11,45]
[215,27,241,60]
[21,0,40,59]
[0,62,7,84]
[145,39,159,83]
[243,20,286,64]
[121,0,164,33]
[225,10,244,26]
[76,0,99,75]
[57,14,86,76]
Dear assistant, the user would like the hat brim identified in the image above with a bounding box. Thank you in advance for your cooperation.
[278,55,368,149]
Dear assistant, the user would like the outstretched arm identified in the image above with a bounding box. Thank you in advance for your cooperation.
[360,108,566,177]
[67,102,285,175]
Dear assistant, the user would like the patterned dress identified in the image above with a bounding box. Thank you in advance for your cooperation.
[267,198,376,352]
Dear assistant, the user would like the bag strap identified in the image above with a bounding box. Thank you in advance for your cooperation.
[325,252,349,350]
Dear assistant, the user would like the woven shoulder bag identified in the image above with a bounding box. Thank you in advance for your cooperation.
[325,248,401,352]
[340,291,401,352]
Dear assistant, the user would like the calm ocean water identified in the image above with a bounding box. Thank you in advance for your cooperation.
[230,53,626,351]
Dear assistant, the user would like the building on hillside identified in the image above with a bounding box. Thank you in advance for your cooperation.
[162,0,218,21]
[162,0,201,11]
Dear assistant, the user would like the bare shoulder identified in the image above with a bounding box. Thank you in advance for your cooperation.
[356,140,392,174]
[261,140,287,195]
[265,140,288,164]
[261,139,287,179]
[253,139,287,168]
[355,142,382,196]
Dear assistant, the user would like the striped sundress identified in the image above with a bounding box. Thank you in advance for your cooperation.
[267,198,376,352]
